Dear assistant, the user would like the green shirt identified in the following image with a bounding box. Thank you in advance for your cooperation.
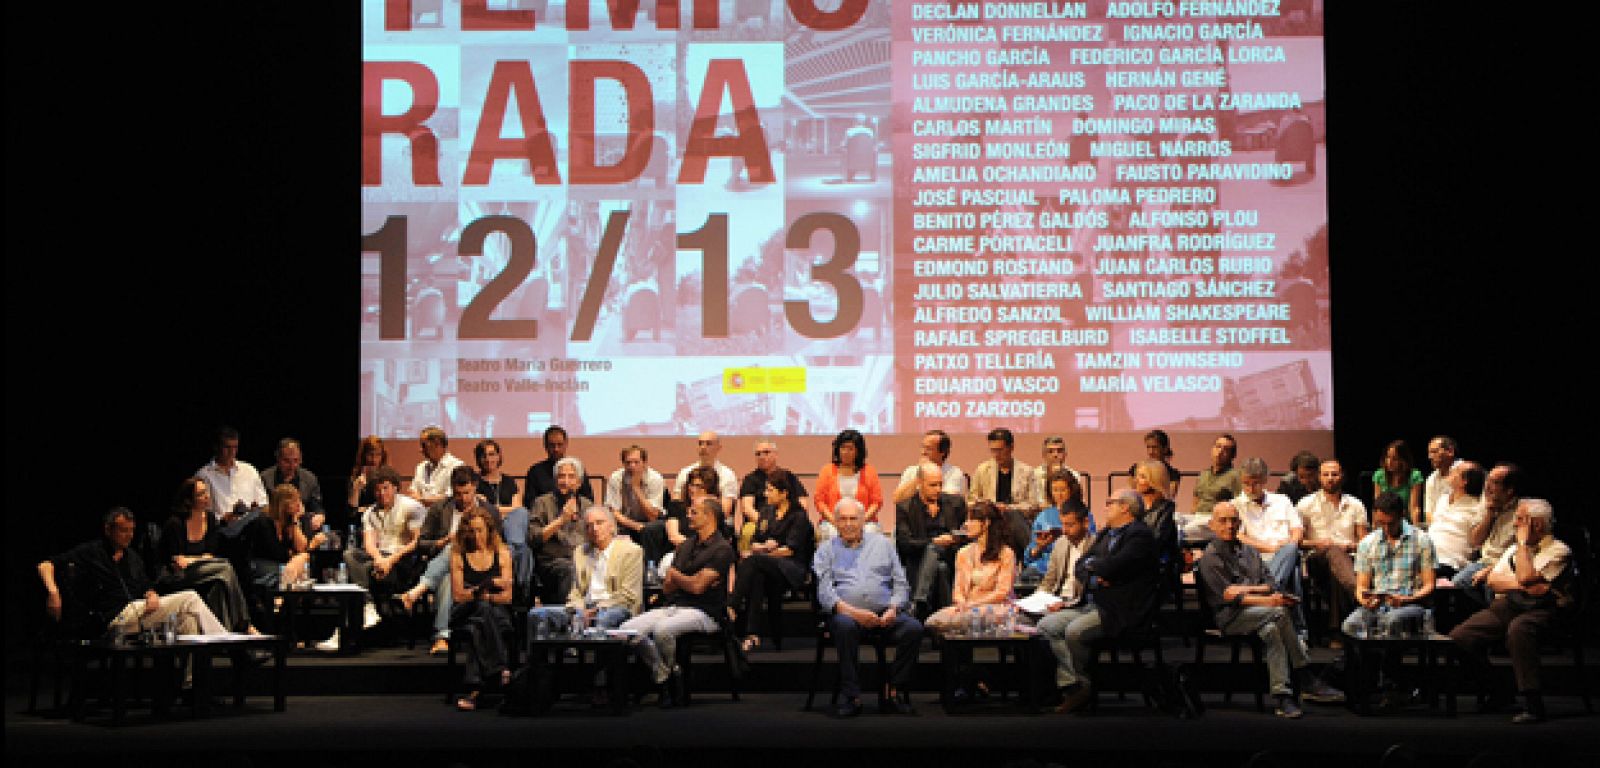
[1193,467,1241,517]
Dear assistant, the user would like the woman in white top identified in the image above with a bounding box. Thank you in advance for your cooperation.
[1428,461,1486,577]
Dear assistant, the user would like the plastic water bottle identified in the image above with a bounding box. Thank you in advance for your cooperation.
[278,563,288,589]
[1421,608,1436,639]
[337,562,348,584]
[322,524,334,550]
[982,605,995,636]
[968,606,981,637]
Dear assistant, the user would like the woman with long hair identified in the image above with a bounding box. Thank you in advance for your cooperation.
[729,469,814,652]
[159,478,257,633]
[347,435,389,511]
[473,438,519,509]
[449,506,514,711]
[1134,460,1180,568]
[1372,440,1423,522]
[1023,471,1093,578]
[924,501,1016,633]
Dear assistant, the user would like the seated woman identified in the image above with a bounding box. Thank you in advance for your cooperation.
[473,438,520,510]
[159,478,257,633]
[924,502,1016,634]
[1022,471,1094,584]
[730,469,815,652]
[812,429,884,542]
[1129,429,1181,500]
[244,484,328,631]
[449,507,514,712]
[1133,459,1181,569]
[1372,440,1424,523]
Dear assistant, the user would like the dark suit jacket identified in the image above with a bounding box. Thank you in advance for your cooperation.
[895,493,967,561]
[1075,519,1160,638]
[418,496,499,557]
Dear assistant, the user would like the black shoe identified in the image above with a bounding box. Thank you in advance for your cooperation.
[656,680,677,709]
[889,691,916,715]
[1274,694,1304,719]
[835,697,862,718]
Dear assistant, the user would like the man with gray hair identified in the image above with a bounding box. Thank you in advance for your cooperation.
[260,436,326,534]
[1042,488,1159,713]
[528,456,589,604]
[1450,498,1572,723]
[1235,457,1307,630]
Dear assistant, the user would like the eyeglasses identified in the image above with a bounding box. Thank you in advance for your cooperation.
[755,450,772,455]
[697,440,716,446]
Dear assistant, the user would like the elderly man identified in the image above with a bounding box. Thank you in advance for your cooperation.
[1296,459,1367,644]
[530,506,644,635]
[969,427,1039,517]
[814,497,922,717]
[621,496,734,708]
[1420,436,1459,528]
[1235,457,1306,632]
[409,426,465,507]
[344,466,427,633]
[1454,463,1522,606]
[1450,499,1571,723]
[1192,433,1240,517]
[39,508,230,639]
[529,457,589,604]
[260,437,326,533]
[1043,489,1159,714]
[738,441,809,540]
[605,444,668,560]
[525,425,595,505]
[895,462,968,619]
[402,466,498,654]
[673,431,739,521]
[892,429,968,503]
[1200,501,1344,717]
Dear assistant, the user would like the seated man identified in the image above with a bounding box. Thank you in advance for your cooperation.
[1199,501,1343,717]
[672,431,739,524]
[968,427,1039,518]
[737,440,809,551]
[1296,459,1368,643]
[1450,498,1571,723]
[813,497,921,717]
[525,425,595,505]
[1235,457,1307,632]
[1029,435,1087,510]
[1192,433,1241,518]
[344,466,427,630]
[195,426,268,543]
[894,462,967,619]
[39,508,229,640]
[259,437,325,535]
[1454,463,1522,607]
[620,496,734,708]
[528,457,589,605]
[530,506,644,635]
[1340,493,1436,708]
[401,466,498,654]
[409,426,465,508]
[1042,489,1160,714]
[604,444,669,563]
[891,429,968,504]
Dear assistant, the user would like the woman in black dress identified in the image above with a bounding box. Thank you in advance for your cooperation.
[245,484,330,631]
[450,506,514,711]
[473,438,520,509]
[730,469,814,652]
[159,478,256,633]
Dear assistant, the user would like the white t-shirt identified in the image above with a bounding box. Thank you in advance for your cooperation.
[195,459,269,520]
[1430,494,1484,569]
[1296,491,1366,546]
[412,453,465,501]
[585,541,613,605]
[1237,491,1303,553]
[1422,469,1452,525]
[898,462,968,496]
[363,495,427,555]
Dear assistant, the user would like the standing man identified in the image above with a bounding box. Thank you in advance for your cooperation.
[1041,489,1159,714]
[1420,436,1459,528]
[621,496,735,707]
[260,437,325,533]
[895,462,968,619]
[968,427,1039,517]
[1192,433,1240,518]
[409,426,464,508]
[1199,501,1343,717]
[813,497,922,717]
[605,444,667,555]
[673,431,739,520]
[1235,457,1307,631]
[529,457,588,604]
[1450,499,1571,723]
[1296,459,1367,643]
[525,426,595,505]
[891,429,968,503]
[195,425,269,530]
[1455,463,1522,606]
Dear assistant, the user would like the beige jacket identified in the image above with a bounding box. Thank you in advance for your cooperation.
[567,537,644,615]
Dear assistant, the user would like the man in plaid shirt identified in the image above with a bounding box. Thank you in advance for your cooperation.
[1341,492,1438,638]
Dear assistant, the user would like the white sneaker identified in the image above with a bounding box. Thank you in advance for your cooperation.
[315,629,341,652]
[363,602,381,629]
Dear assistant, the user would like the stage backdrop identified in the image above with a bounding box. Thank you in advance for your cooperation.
[361,1,1332,484]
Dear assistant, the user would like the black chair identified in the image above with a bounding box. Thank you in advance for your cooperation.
[1191,567,1268,712]
[673,620,743,706]
[1087,616,1166,711]
[803,603,891,712]
[1544,553,1592,712]
[30,560,97,715]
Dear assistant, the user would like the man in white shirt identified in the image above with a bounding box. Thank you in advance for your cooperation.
[1450,498,1572,723]
[194,426,268,532]
[1420,435,1458,528]
[673,431,739,520]
[1454,463,1522,606]
[891,430,968,503]
[1429,461,1485,577]
[1235,457,1306,630]
[344,466,427,629]
[1296,460,1367,643]
[409,425,465,507]
[605,444,669,562]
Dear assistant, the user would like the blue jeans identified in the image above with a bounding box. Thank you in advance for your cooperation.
[1264,546,1306,631]
[1341,604,1427,637]
[527,605,633,636]
[418,546,453,639]
[1451,561,1493,607]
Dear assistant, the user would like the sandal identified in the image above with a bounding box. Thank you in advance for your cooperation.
[455,692,479,711]
[501,669,512,688]
[400,588,424,613]
[741,635,761,653]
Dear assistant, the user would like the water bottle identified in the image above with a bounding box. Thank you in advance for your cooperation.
[322,524,334,550]
[337,562,349,584]
[278,563,288,590]
[982,605,995,636]
[566,606,580,637]
[1421,608,1435,639]
[163,614,178,645]
[968,606,981,637]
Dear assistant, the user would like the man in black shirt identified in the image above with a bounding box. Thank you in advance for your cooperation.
[895,462,967,619]
[620,496,735,707]
[261,437,327,534]
[38,508,228,637]
[738,440,809,537]
[523,425,595,505]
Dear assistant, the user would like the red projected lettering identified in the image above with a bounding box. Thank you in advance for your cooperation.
[678,59,773,185]
[567,0,691,30]
[569,61,655,185]
[462,0,538,30]
[383,0,412,31]
[362,61,440,186]
[464,61,561,186]
[787,0,868,31]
